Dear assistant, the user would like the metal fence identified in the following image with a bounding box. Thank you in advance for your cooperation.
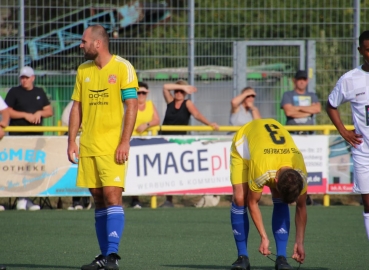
[1,0,368,130]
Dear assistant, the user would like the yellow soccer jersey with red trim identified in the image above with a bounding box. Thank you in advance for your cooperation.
[230,119,307,193]
[72,55,138,157]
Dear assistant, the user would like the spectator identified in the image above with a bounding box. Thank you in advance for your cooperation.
[5,66,53,211]
[280,70,320,205]
[0,95,9,212]
[61,101,91,210]
[230,86,261,126]
[326,30,369,241]
[280,70,321,135]
[159,80,219,207]
[130,81,160,209]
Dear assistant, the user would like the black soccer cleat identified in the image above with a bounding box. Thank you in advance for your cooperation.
[275,256,293,270]
[104,253,121,270]
[81,254,106,270]
[231,255,250,270]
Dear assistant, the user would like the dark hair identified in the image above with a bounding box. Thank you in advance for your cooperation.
[359,30,369,47]
[138,81,149,89]
[277,169,304,204]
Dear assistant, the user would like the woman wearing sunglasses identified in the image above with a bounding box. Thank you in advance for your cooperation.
[160,80,219,135]
[230,86,261,126]
[159,79,219,208]
[132,81,160,136]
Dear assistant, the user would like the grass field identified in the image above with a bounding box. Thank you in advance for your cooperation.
[0,206,367,270]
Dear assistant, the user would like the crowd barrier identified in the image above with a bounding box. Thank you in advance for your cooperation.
[1,124,356,208]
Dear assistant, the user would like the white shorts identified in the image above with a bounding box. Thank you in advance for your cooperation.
[352,154,369,194]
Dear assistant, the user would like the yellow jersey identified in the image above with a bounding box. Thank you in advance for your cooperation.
[72,55,138,157]
[132,100,154,136]
[230,119,307,193]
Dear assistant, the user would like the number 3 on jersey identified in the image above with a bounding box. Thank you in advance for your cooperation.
[264,124,285,145]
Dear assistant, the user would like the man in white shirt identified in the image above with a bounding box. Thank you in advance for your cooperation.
[326,30,369,241]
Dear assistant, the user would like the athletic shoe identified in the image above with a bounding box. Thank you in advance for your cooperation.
[275,256,293,270]
[81,254,106,270]
[231,255,250,270]
[104,253,121,270]
[0,205,5,211]
[0,264,6,270]
[131,200,142,209]
[16,198,27,210]
[159,200,174,208]
[74,205,84,210]
[26,199,41,211]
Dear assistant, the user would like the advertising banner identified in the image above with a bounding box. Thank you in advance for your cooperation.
[0,135,330,197]
[327,135,354,193]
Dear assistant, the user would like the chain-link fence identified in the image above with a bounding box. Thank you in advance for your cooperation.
[1,0,369,130]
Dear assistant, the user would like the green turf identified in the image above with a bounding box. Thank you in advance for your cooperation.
[0,206,367,270]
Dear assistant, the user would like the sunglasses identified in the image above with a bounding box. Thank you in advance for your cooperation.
[174,90,185,94]
[246,94,256,98]
[137,92,147,95]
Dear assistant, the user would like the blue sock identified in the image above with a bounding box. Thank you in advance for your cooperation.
[230,202,249,256]
[272,198,290,257]
[95,208,108,256]
[106,206,125,256]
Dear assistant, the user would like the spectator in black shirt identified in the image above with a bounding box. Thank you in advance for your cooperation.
[5,66,53,211]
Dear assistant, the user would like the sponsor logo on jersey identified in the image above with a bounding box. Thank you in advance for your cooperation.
[108,74,117,84]
[88,89,109,105]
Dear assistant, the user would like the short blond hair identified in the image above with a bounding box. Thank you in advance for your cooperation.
[175,80,188,86]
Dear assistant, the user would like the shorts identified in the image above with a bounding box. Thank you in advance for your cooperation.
[76,155,128,188]
[230,150,248,185]
[352,154,369,194]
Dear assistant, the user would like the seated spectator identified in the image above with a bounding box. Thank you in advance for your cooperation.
[5,66,53,211]
[230,86,261,126]
[160,80,219,207]
[61,100,91,210]
[130,81,160,208]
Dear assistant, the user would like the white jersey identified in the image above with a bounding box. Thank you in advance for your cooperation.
[0,96,8,111]
[328,66,369,156]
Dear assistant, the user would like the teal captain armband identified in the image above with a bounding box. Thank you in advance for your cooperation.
[121,88,138,101]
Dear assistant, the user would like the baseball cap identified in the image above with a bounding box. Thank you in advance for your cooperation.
[294,70,308,79]
[19,66,35,77]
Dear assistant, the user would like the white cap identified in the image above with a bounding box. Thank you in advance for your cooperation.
[19,66,35,77]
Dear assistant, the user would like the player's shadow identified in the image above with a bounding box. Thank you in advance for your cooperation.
[162,265,329,270]
[6,264,76,269]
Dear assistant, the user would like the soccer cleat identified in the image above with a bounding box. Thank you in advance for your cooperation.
[104,253,121,270]
[81,254,106,270]
[275,256,293,270]
[231,255,250,270]
[0,264,6,270]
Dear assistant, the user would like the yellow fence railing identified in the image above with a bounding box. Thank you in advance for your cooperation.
[3,124,355,135]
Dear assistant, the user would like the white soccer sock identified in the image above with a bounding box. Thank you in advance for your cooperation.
[363,212,369,240]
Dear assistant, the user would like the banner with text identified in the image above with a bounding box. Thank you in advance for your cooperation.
[0,135,330,197]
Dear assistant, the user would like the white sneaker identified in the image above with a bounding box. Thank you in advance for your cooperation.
[0,205,5,211]
[16,199,27,210]
[74,205,83,210]
[67,206,75,210]
[26,199,40,211]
